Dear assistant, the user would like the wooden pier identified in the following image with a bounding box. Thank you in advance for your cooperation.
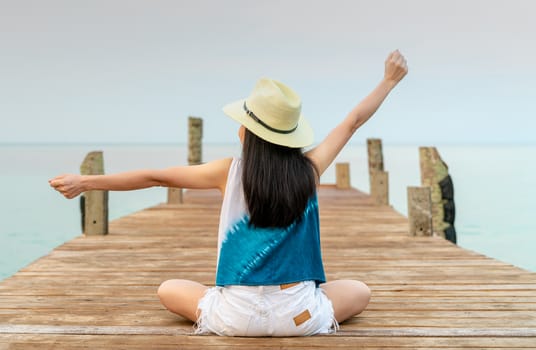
[1,185,536,349]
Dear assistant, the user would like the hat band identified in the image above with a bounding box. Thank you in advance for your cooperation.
[243,102,298,135]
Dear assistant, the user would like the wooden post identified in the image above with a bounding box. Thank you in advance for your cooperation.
[188,116,203,165]
[407,186,433,236]
[167,188,183,204]
[367,138,389,205]
[335,163,350,189]
[167,116,203,204]
[367,138,384,174]
[80,151,108,235]
[419,147,456,243]
[371,171,389,205]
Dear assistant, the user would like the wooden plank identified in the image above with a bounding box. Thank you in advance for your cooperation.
[2,324,536,337]
[2,334,536,349]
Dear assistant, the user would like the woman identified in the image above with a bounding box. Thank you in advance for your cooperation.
[49,50,408,336]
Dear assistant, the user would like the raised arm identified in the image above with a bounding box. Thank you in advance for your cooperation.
[306,50,408,176]
[49,157,232,199]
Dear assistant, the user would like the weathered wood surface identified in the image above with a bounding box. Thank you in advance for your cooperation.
[187,116,203,166]
[1,186,536,349]
[367,138,389,205]
[407,186,433,236]
[420,146,456,242]
[335,163,350,189]
[79,151,108,235]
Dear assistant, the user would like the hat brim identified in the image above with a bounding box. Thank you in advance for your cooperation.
[223,99,314,148]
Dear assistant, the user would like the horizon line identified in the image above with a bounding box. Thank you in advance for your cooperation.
[1,141,535,148]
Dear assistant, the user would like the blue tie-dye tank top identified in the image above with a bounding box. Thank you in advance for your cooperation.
[215,158,326,286]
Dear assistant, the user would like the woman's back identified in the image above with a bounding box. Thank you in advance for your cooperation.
[216,157,325,287]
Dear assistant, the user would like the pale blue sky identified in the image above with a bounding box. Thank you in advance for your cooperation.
[1,0,535,145]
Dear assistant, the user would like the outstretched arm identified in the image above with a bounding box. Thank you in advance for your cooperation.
[306,50,408,177]
[49,157,232,199]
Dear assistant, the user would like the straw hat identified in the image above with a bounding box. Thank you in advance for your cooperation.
[223,78,314,148]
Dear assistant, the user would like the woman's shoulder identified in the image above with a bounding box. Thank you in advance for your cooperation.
[204,157,234,172]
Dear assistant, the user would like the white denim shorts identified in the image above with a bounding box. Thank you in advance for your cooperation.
[195,281,337,337]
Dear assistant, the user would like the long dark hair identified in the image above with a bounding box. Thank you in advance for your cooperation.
[242,128,317,228]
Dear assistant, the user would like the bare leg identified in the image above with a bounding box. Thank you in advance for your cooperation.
[157,279,209,322]
[320,280,371,323]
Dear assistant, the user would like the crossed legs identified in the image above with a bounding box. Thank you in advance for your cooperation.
[157,279,371,324]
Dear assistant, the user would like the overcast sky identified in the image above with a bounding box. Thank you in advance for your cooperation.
[1,0,535,145]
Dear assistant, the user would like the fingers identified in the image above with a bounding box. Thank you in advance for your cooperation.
[48,177,62,188]
[386,49,401,62]
[49,175,67,191]
[395,54,408,73]
[387,49,406,65]
[49,176,61,190]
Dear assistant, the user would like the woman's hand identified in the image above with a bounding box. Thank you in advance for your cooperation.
[49,174,85,199]
[384,50,408,87]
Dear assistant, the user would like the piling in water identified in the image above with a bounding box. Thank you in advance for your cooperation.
[335,163,351,189]
[188,116,203,165]
[80,151,108,235]
[419,147,456,243]
[367,138,389,205]
[407,186,433,236]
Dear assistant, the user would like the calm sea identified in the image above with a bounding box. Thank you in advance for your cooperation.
[1,144,535,280]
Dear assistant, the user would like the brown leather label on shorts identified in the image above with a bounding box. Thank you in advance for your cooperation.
[280,282,300,290]
[293,309,311,327]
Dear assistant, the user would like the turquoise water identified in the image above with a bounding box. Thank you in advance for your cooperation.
[0,144,535,280]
